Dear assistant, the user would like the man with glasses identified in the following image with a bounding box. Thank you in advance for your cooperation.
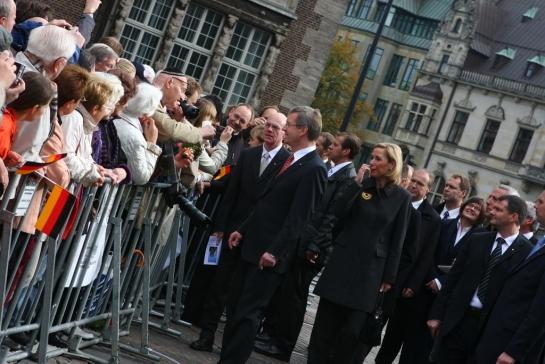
[218,106,327,364]
[152,68,215,144]
[189,112,290,352]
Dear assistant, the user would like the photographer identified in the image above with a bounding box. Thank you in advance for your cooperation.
[151,69,215,144]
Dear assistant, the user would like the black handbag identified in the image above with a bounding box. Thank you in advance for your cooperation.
[361,291,385,346]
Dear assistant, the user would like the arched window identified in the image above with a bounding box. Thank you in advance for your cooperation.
[452,18,462,34]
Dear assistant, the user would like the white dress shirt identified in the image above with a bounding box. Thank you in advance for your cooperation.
[440,206,460,220]
[412,199,424,210]
[292,145,317,163]
[469,232,518,309]
[523,231,534,240]
[328,161,351,177]
[263,143,282,161]
[455,220,472,246]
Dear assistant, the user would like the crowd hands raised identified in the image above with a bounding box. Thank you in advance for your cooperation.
[0,1,544,364]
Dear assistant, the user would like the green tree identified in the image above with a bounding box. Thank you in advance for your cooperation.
[312,37,374,133]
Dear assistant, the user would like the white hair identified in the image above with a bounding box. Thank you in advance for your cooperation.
[94,72,124,106]
[124,83,162,118]
[26,25,77,65]
[87,43,119,62]
[526,201,539,231]
[498,184,520,197]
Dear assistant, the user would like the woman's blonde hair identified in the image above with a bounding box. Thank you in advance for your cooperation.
[374,143,403,185]
[193,98,217,127]
[81,74,114,111]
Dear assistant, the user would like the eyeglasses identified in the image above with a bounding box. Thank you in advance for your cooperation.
[286,121,302,128]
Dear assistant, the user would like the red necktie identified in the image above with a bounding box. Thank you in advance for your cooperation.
[278,154,294,175]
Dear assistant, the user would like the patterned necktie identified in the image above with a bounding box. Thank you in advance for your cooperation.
[442,210,450,220]
[528,237,545,258]
[278,154,294,176]
[259,152,270,176]
[477,237,505,304]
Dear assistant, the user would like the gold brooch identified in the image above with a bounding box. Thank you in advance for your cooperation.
[361,192,372,200]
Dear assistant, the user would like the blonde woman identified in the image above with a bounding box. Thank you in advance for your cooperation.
[308,143,412,363]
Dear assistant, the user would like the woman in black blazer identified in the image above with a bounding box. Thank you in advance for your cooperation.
[308,143,412,363]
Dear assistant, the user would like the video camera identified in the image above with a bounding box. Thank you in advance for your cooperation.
[180,99,200,120]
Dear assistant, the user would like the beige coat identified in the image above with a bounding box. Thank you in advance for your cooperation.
[152,107,202,145]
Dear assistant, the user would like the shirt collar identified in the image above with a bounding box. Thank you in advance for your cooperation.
[263,144,282,160]
[441,206,460,219]
[292,145,316,163]
[412,199,424,210]
[328,161,352,177]
[523,232,534,240]
[496,232,519,248]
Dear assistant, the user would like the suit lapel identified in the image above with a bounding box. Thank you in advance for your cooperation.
[481,233,498,267]
[258,147,288,182]
[495,236,526,266]
[510,243,545,274]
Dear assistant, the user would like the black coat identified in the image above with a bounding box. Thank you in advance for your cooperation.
[475,244,545,364]
[433,218,485,286]
[430,233,532,339]
[300,162,357,266]
[314,177,411,312]
[213,145,289,233]
[239,150,327,273]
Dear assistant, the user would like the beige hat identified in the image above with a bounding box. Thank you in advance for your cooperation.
[116,58,136,79]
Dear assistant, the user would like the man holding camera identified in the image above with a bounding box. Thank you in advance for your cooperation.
[152,68,215,144]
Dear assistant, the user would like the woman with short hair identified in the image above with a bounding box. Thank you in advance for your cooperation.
[61,71,124,186]
[112,82,162,185]
[308,142,412,363]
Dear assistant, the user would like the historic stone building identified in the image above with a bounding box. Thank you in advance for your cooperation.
[49,0,349,112]
[398,0,545,202]
[338,0,454,156]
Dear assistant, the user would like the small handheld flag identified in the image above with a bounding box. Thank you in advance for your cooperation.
[214,165,231,180]
[16,154,67,175]
[35,184,76,239]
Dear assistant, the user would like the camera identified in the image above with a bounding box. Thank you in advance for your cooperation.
[164,183,210,226]
[12,62,25,87]
[180,99,200,120]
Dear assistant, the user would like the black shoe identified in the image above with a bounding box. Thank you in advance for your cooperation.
[253,340,290,362]
[255,331,272,343]
[189,335,214,352]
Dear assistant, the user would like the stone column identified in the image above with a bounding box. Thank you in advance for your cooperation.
[154,0,190,70]
[251,34,285,110]
[201,14,239,93]
[110,0,135,37]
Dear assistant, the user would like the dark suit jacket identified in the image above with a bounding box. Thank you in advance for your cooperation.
[314,177,411,312]
[430,233,532,339]
[475,244,545,364]
[239,150,327,273]
[434,202,445,215]
[300,162,356,266]
[403,199,442,292]
[213,145,289,234]
[433,218,485,286]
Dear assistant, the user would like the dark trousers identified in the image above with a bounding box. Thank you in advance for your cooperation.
[308,298,369,364]
[375,289,435,364]
[198,242,240,338]
[262,257,320,355]
[219,261,283,364]
[437,309,480,364]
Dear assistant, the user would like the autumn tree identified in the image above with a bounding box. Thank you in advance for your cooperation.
[312,37,374,133]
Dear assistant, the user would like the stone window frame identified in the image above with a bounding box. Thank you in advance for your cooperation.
[404,101,428,133]
[120,0,177,64]
[508,127,534,164]
[367,98,389,132]
[446,109,470,144]
[476,118,501,154]
[212,21,272,106]
[399,58,420,91]
[167,3,225,81]
[382,102,403,136]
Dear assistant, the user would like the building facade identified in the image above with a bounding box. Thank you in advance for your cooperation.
[339,0,454,158]
[399,0,545,202]
[50,0,349,112]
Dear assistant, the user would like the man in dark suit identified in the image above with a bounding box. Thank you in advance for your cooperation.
[475,190,545,364]
[189,112,289,351]
[218,106,327,364]
[427,195,532,363]
[373,169,442,364]
[254,132,361,361]
[434,174,470,220]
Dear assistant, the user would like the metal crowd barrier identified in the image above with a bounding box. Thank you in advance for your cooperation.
[0,172,207,363]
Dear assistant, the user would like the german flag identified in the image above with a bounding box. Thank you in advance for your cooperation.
[213,165,231,180]
[16,153,67,175]
[35,184,76,239]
